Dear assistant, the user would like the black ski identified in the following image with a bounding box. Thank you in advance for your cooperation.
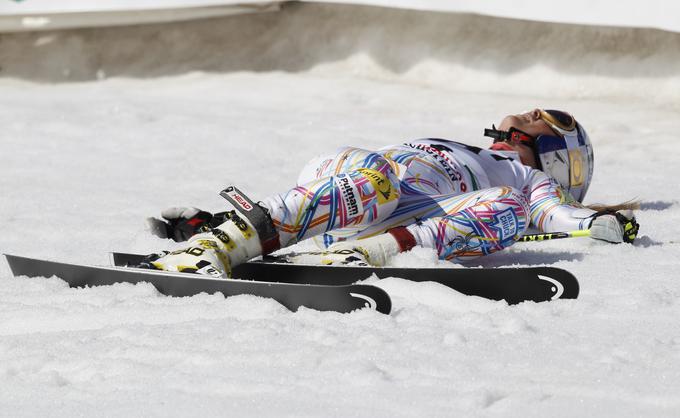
[112,252,579,304]
[4,254,391,314]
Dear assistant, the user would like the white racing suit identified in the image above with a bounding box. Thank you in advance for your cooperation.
[259,139,597,262]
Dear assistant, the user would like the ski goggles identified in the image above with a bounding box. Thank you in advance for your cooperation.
[539,109,576,137]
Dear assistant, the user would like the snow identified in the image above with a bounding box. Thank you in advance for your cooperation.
[1,3,680,416]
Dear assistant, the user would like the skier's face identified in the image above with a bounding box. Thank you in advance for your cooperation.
[495,109,558,169]
[498,109,557,139]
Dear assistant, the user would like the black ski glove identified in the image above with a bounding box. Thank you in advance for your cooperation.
[147,207,229,242]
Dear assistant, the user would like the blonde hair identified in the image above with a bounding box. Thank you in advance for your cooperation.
[586,200,640,212]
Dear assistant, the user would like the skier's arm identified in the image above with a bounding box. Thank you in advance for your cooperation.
[525,170,594,233]
[525,170,639,243]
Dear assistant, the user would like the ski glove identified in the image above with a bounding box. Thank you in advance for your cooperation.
[589,209,640,244]
[147,207,230,242]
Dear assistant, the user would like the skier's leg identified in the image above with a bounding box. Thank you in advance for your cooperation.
[320,186,530,265]
[146,148,402,276]
[294,146,405,186]
[405,186,530,261]
[260,147,402,247]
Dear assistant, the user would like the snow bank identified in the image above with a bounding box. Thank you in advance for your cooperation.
[0,1,280,33]
[0,2,679,105]
[3,0,679,33]
[316,0,680,33]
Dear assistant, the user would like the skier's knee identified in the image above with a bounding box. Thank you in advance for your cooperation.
[355,160,401,223]
[297,147,392,184]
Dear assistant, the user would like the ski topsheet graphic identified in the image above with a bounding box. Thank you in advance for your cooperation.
[111,252,580,304]
[4,254,391,314]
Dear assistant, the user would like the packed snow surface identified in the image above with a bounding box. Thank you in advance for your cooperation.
[1,3,679,417]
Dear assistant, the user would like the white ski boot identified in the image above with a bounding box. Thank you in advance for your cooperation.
[284,227,416,267]
[146,211,261,277]
[143,187,280,277]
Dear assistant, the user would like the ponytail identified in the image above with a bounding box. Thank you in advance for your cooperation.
[586,200,640,212]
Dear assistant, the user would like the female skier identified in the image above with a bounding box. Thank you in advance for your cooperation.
[143,109,639,277]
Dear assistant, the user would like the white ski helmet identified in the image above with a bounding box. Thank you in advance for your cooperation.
[534,109,594,202]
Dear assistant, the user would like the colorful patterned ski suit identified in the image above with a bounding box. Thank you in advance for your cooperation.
[260,139,597,262]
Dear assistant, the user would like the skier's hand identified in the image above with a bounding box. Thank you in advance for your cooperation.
[147,207,214,242]
[589,210,639,244]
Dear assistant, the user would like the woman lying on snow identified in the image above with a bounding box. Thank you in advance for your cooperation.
[142,109,640,277]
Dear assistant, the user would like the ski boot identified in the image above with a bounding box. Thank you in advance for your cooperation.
[140,187,280,278]
[283,226,416,267]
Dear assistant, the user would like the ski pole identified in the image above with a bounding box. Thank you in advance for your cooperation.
[516,229,591,242]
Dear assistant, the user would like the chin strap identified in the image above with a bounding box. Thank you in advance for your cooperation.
[484,125,534,146]
[485,125,543,170]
